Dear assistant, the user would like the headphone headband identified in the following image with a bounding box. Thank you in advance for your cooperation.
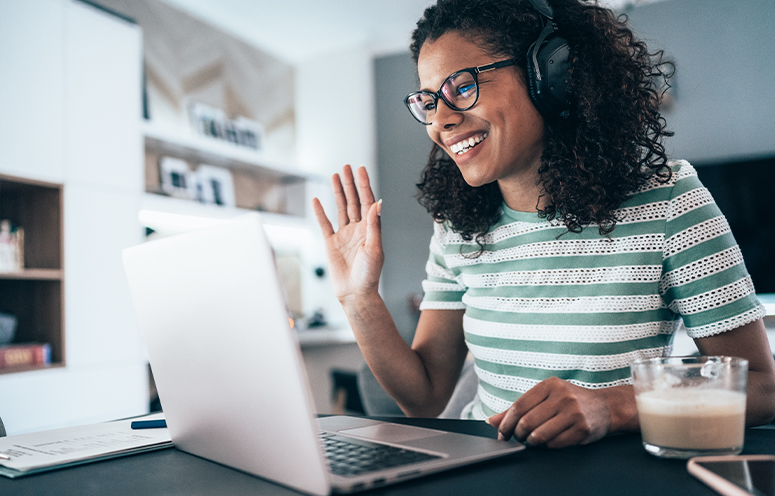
[528,0,555,20]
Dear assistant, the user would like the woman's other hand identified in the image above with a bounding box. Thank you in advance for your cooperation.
[312,164,383,303]
[486,378,638,448]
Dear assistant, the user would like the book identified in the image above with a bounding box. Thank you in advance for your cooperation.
[0,343,51,369]
[0,414,172,478]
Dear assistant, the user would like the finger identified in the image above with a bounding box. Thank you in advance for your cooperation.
[341,165,362,222]
[356,166,376,220]
[364,200,382,253]
[497,387,551,441]
[495,406,524,441]
[486,411,506,429]
[332,173,349,228]
[512,397,561,442]
[540,418,588,449]
[312,198,335,237]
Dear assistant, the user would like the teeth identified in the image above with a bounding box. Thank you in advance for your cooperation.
[450,133,488,155]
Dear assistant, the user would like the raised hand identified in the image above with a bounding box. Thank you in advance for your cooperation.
[312,165,383,303]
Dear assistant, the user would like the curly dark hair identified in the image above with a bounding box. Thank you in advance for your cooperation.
[411,0,674,247]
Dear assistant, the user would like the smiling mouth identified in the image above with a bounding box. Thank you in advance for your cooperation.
[449,132,488,155]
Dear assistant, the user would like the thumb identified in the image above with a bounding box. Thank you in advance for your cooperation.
[364,199,383,253]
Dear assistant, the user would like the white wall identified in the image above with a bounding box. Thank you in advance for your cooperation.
[294,44,379,331]
[626,0,775,163]
[295,45,377,193]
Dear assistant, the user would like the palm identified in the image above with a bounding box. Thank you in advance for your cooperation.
[313,165,383,302]
[324,218,382,299]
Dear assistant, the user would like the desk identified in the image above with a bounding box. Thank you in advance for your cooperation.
[2,418,774,496]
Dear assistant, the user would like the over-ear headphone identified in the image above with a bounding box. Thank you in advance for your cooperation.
[525,0,572,119]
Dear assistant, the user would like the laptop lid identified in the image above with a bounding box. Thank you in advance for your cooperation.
[123,213,331,496]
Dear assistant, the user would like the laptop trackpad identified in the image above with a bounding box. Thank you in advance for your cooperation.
[339,424,446,444]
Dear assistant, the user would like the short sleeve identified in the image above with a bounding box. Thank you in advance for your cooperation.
[419,221,467,310]
[660,163,765,338]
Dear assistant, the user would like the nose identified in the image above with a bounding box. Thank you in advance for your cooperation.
[430,98,463,131]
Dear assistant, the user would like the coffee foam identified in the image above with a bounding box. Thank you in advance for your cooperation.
[636,388,746,416]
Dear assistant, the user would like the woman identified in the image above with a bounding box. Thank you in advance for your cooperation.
[312,0,775,448]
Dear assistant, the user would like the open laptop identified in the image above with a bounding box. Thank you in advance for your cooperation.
[122,212,524,495]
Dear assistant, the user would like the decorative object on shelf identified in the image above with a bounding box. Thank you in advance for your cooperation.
[195,165,236,207]
[188,101,264,151]
[0,343,51,370]
[306,309,328,329]
[159,157,196,200]
[0,220,23,272]
[231,116,263,150]
[0,312,17,345]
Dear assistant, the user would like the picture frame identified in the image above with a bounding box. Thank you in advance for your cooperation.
[195,164,236,207]
[188,101,264,151]
[159,156,196,199]
[232,116,264,151]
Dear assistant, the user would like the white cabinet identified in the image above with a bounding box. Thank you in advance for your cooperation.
[0,0,147,435]
[0,0,65,182]
[64,185,145,367]
[62,0,145,366]
[64,0,143,193]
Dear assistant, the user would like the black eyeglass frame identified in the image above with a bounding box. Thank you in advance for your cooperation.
[404,58,520,125]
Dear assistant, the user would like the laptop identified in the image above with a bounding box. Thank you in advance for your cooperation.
[122,212,524,495]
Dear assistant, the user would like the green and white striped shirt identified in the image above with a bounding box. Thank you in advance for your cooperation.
[419,161,765,420]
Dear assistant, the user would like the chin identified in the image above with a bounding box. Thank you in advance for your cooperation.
[457,170,493,188]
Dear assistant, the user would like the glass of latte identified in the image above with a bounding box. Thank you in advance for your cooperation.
[630,356,748,459]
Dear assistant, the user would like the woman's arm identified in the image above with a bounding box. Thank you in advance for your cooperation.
[346,298,468,417]
[487,318,775,447]
[694,318,775,426]
[313,164,467,417]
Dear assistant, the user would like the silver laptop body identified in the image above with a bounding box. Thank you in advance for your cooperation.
[123,213,524,495]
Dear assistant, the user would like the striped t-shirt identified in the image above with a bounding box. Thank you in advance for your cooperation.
[419,161,765,420]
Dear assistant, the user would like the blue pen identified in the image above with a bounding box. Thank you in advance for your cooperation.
[130,419,167,429]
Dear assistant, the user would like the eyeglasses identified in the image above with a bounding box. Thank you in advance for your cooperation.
[404,58,520,125]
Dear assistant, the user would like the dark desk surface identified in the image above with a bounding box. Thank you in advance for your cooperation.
[2,417,775,496]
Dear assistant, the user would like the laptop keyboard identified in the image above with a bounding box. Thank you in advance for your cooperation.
[319,433,442,478]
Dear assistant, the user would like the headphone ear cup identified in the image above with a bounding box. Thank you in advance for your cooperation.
[525,41,551,117]
[526,33,572,119]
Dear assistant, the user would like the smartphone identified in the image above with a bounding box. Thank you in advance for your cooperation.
[688,455,775,496]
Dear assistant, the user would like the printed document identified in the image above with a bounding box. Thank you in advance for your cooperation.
[0,414,171,478]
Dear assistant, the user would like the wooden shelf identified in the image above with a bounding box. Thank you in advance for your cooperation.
[0,362,63,376]
[0,174,64,373]
[142,121,309,182]
[0,269,63,281]
[141,121,320,225]
[297,327,356,348]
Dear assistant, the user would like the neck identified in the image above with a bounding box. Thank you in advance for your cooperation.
[498,161,545,212]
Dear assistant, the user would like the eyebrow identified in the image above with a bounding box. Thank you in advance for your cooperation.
[418,67,464,93]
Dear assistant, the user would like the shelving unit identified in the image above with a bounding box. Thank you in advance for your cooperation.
[0,174,64,374]
[142,122,312,220]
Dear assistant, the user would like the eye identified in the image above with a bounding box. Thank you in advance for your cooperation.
[444,72,477,102]
[456,83,476,98]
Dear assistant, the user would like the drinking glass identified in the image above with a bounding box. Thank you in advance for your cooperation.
[631,356,748,459]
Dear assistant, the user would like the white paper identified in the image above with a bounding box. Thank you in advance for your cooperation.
[0,414,171,473]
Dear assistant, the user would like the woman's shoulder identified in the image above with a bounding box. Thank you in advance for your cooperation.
[668,159,697,178]
[635,159,699,195]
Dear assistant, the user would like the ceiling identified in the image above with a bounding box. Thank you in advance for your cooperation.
[158,0,666,64]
